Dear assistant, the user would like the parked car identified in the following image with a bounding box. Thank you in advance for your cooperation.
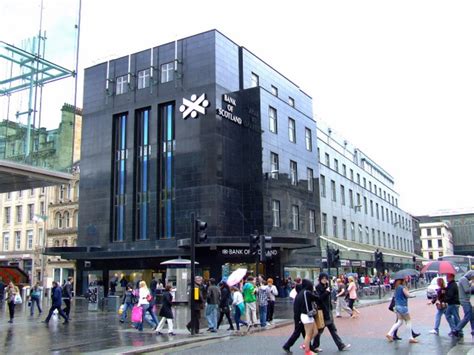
[426,276,447,299]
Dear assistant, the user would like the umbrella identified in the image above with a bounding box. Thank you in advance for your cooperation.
[392,269,419,280]
[226,268,247,287]
[421,261,456,275]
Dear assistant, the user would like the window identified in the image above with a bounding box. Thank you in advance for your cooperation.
[305,128,312,151]
[333,158,339,172]
[271,85,278,96]
[288,118,296,143]
[371,228,376,245]
[290,160,298,185]
[288,97,295,107]
[359,224,363,243]
[436,227,441,235]
[365,227,370,244]
[16,206,22,223]
[272,200,280,227]
[331,180,336,202]
[56,212,62,229]
[438,239,442,248]
[350,169,354,181]
[251,72,259,87]
[439,251,443,258]
[6,192,11,200]
[383,191,387,200]
[28,204,34,222]
[29,189,34,197]
[160,62,174,83]
[4,207,10,224]
[67,184,72,199]
[342,164,346,176]
[357,173,360,184]
[59,185,65,200]
[377,230,381,246]
[40,202,45,216]
[54,240,60,247]
[370,200,374,217]
[363,177,366,188]
[350,222,355,241]
[427,239,432,248]
[137,68,150,89]
[320,175,326,197]
[307,168,314,192]
[374,184,377,194]
[270,152,279,179]
[427,228,432,236]
[342,219,347,239]
[376,203,379,219]
[269,106,277,133]
[369,181,372,191]
[340,185,346,205]
[62,239,68,247]
[387,233,391,248]
[383,232,386,247]
[309,210,315,233]
[381,206,384,221]
[325,153,330,166]
[356,193,361,209]
[349,189,354,208]
[333,216,338,237]
[292,205,299,231]
[363,197,368,214]
[64,211,70,228]
[15,231,21,250]
[322,213,328,235]
[3,232,9,251]
[116,75,127,95]
[428,252,433,260]
[27,230,33,249]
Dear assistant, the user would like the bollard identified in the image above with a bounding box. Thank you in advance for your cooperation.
[378,284,381,299]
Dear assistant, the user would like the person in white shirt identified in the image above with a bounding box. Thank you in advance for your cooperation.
[136,281,158,331]
[267,278,279,325]
[231,286,248,331]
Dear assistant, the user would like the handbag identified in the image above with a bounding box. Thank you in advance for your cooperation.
[436,302,447,310]
[315,309,325,329]
[131,305,143,323]
[304,291,316,318]
[14,294,23,305]
[388,296,395,312]
[118,304,124,315]
[146,294,153,302]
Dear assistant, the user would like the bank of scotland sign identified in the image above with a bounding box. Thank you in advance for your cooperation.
[179,93,210,119]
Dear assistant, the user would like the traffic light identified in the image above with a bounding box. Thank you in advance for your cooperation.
[259,235,272,262]
[374,250,384,271]
[333,248,340,267]
[249,232,259,255]
[327,247,333,268]
[195,219,208,244]
[412,256,416,263]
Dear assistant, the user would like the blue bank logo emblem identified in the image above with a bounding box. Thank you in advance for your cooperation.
[179,93,210,119]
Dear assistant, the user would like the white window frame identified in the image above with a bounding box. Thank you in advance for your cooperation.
[270,152,279,179]
[272,200,281,227]
[269,106,277,133]
[309,210,315,233]
[116,75,127,95]
[15,231,21,250]
[160,62,174,83]
[292,205,299,231]
[3,232,9,251]
[288,118,296,143]
[305,128,312,151]
[27,230,33,250]
[290,160,298,186]
[137,68,150,89]
[307,168,314,192]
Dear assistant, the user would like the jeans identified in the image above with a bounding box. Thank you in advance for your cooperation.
[206,304,218,330]
[30,296,42,315]
[121,302,133,321]
[137,304,149,331]
[259,304,267,327]
[234,305,247,330]
[312,322,345,350]
[144,304,159,328]
[433,307,447,331]
[445,304,460,332]
[455,301,474,335]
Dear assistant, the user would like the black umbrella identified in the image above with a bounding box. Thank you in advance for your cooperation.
[392,268,419,280]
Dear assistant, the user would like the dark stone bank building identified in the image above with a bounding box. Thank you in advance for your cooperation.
[63,30,320,295]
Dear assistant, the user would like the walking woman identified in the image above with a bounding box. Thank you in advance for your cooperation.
[312,273,351,352]
[231,286,248,331]
[294,279,318,355]
[428,277,448,335]
[6,282,20,323]
[217,282,234,330]
[386,278,418,343]
[335,278,352,318]
[120,283,134,323]
[30,282,43,316]
[156,284,175,335]
[346,276,360,318]
[136,281,158,331]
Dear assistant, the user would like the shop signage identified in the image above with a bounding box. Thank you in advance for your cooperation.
[180,93,210,119]
[220,247,278,257]
[216,94,243,125]
[351,261,361,267]
[340,259,350,266]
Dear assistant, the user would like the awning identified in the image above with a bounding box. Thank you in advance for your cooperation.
[0,266,29,285]
[319,235,428,262]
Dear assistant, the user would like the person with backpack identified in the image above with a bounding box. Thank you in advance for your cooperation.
[30,282,43,316]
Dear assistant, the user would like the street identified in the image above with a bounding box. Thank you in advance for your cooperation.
[152,290,474,355]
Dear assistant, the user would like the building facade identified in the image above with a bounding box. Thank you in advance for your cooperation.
[420,222,454,261]
[317,121,416,275]
[64,30,320,295]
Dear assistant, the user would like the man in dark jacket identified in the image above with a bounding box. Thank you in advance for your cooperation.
[445,273,461,335]
[312,273,351,352]
[44,281,69,324]
[205,278,221,332]
[282,279,311,353]
[62,277,73,318]
[217,282,234,330]
[186,276,205,334]
[0,277,5,308]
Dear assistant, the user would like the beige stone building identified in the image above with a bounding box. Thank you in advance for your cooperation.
[420,221,454,261]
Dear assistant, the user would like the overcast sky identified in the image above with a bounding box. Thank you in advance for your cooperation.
[1,0,473,215]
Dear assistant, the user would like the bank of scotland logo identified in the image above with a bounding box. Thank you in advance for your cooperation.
[179,93,210,119]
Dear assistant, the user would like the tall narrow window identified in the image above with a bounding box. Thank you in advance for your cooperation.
[4,207,10,224]
[270,152,279,179]
[342,219,347,239]
[331,180,336,202]
[116,75,128,95]
[364,197,368,214]
[251,72,259,87]
[134,108,151,241]
[28,204,34,222]
[340,185,345,205]
[288,118,296,143]
[325,153,330,166]
[16,206,22,223]
[350,222,355,241]
[349,189,354,208]
[159,103,175,239]
[112,113,128,242]
[269,106,277,133]
[322,213,328,235]
[137,68,151,89]
[333,216,338,237]
[334,159,339,172]
[3,232,9,251]
[365,227,370,244]
[290,160,298,185]
[309,210,315,233]
[15,231,21,250]
[358,224,363,243]
[305,128,312,151]
[307,168,314,192]
[161,62,174,83]
[292,205,299,231]
[27,230,33,249]
[272,200,281,227]
[320,175,326,197]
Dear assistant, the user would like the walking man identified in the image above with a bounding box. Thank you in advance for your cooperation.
[186,276,205,334]
[282,280,306,353]
[243,276,258,328]
[453,271,474,337]
[44,281,69,324]
[206,278,220,332]
[62,277,73,318]
[445,273,461,336]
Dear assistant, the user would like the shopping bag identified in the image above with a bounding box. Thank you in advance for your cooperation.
[118,304,124,315]
[315,309,325,330]
[14,294,23,305]
[131,305,143,323]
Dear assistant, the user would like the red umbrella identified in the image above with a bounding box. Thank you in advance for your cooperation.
[421,261,457,274]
